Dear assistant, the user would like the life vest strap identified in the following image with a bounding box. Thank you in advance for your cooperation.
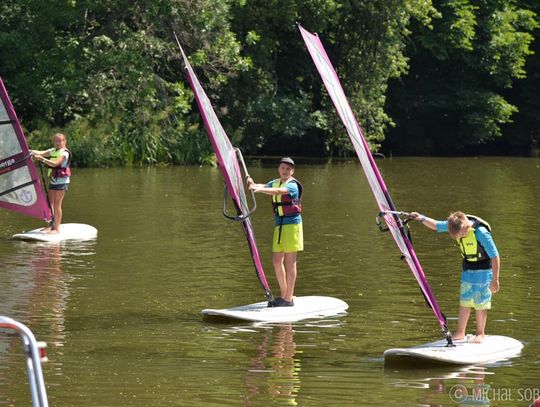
[273,202,293,207]
[277,217,284,244]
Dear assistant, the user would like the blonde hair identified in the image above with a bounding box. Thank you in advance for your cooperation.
[53,133,67,144]
[447,211,469,238]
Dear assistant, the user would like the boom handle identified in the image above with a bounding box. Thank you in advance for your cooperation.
[222,148,257,222]
[376,210,414,232]
[222,184,258,221]
[235,148,251,180]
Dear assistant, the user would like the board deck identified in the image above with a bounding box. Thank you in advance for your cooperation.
[384,334,523,366]
[12,223,97,242]
[202,296,348,323]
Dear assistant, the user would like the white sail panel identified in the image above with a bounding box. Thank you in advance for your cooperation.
[0,106,23,159]
[0,166,38,206]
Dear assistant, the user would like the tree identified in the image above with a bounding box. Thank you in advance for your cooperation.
[0,1,82,126]
[70,0,251,165]
[1,0,250,165]
[385,0,538,155]
[501,0,540,155]
[228,0,438,156]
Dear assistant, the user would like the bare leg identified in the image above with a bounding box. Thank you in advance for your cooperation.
[49,190,65,233]
[472,309,488,343]
[273,252,287,298]
[283,252,297,301]
[453,306,471,340]
[42,189,56,232]
[53,190,65,233]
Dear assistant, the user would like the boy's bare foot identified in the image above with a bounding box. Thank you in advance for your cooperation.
[452,332,466,341]
[472,334,485,343]
[40,227,52,233]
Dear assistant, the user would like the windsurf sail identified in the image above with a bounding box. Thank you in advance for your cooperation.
[0,76,52,222]
[299,25,452,344]
[175,35,273,302]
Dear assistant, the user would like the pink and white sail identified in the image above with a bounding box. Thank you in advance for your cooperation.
[176,38,273,301]
[299,25,451,340]
[0,76,52,222]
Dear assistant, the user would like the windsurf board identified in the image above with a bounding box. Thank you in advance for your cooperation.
[202,295,348,323]
[12,223,97,242]
[384,334,523,366]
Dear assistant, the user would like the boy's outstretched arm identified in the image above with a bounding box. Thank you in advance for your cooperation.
[409,212,438,231]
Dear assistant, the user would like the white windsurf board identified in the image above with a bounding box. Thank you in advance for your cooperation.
[202,295,348,323]
[12,223,97,242]
[384,334,523,365]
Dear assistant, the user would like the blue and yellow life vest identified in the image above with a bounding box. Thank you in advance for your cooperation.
[271,178,303,217]
[457,215,492,270]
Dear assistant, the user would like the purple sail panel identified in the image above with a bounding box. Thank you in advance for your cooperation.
[177,41,271,298]
[299,25,447,330]
[0,77,52,222]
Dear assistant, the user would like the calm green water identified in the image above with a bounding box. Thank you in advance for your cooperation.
[1,157,539,406]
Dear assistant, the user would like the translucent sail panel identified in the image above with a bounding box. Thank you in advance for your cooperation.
[0,166,38,206]
[0,97,8,120]
[0,104,23,160]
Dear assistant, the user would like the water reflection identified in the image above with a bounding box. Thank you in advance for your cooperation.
[0,240,96,403]
[245,324,301,406]
[0,242,63,402]
[386,365,499,406]
[2,160,539,406]
[204,317,351,406]
[1,242,72,337]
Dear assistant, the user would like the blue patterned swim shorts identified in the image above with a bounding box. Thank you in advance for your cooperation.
[460,269,493,310]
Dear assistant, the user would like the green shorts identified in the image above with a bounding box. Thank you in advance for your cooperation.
[273,223,303,253]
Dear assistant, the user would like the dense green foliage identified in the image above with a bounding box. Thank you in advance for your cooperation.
[0,1,538,165]
[385,0,539,154]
